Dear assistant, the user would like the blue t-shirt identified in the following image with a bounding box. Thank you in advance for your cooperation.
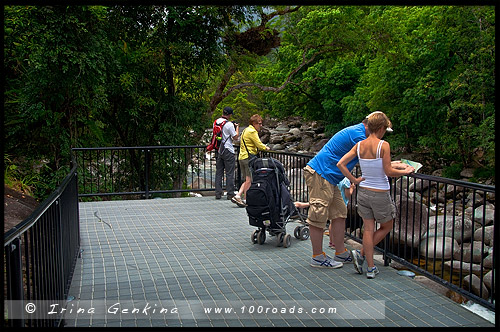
[307,122,366,185]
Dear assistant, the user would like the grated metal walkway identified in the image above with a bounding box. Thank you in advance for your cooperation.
[64,197,494,327]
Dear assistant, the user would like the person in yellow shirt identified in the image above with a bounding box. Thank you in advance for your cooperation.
[231,114,270,207]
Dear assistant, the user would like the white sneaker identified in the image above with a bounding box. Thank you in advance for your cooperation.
[310,253,343,269]
[366,266,380,279]
[350,249,364,274]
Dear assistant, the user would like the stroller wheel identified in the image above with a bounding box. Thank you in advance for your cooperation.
[276,233,284,247]
[299,226,310,241]
[294,226,301,239]
[257,230,266,245]
[251,230,259,244]
[283,234,292,248]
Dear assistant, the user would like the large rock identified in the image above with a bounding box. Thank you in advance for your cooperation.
[274,123,290,133]
[408,178,430,192]
[452,241,488,264]
[483,252,494,269]
[483,270,494,292]
[473,204,495,226]
[460,168,475,178]
[269,135,284,144]
[443,260,483,276]
[297,136,315,151]
[466,191,485,208]
[391,195,429,248]
[473,225,494,246]
[462,274,490,300]
[419,236,458,260]
[423,214,473,244]
[310,138,329,153]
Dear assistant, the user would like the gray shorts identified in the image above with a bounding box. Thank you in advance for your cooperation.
[357,187,396,223]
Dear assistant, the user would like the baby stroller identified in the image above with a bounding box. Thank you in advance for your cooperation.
[246,157,310,248]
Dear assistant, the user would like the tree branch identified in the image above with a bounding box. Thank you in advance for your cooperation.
[261,6,301,26]
[219,46,332,100]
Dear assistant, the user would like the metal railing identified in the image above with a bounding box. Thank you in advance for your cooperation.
[71,146,495,310]
[72,146,223,199]
[3,162,81,327]
[345,168,496,311]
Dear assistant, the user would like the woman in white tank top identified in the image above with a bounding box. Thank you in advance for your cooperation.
[336,111,414,279]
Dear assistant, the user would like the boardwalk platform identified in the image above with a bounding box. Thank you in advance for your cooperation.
[64,197,494,327]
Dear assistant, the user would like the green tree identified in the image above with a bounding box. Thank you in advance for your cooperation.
[343,6,495,170]
[4,6,112,197]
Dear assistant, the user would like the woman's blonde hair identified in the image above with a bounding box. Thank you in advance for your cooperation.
[366,111,392,133]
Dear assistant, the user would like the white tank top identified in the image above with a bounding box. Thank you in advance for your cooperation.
[357,140,390,191]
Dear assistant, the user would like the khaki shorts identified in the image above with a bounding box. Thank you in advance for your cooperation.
[357,187,396,223]
[239,158,252,181]
[303,165,347,229]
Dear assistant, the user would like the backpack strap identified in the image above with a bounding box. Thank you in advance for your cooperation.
[218,119,230,152]
[241,128,256,157]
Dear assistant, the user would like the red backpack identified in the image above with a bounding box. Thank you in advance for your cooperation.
[206,118,228,151]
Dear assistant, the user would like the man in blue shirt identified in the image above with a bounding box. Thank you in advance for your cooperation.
[304,119,369,268]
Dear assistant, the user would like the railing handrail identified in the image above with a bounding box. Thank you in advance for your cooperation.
[410,172,495,192]
[4,161,78,246]
[72,145,204,151]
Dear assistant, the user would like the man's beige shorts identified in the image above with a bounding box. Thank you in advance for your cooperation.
[303,165,347,229]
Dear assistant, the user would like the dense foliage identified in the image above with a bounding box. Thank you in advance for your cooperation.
[3,5,495,199]
[255,6,494,173]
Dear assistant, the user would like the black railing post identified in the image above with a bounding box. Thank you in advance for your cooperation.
[8,237,24,327]
[144,149,150,199]
[383,233,390,266]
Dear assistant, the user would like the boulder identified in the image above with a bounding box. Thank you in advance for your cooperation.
[466,191,484,208]
[271,144,285,151]
[269,135,284,144]
[483,270,494,292]
[297,136,315,151]
[423,214,473,244]
[419,236,458,260]
[274,123,290,133]
[473,205,495,226]
[452,241,488,264]
[310,138,329,153]
[392,195,429,248]
[460,168,475,178]
[483,252,494,269]
[408,178,430,192]
[443,260,483,276]
[473,225,494,246]
[462,274,490,300]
